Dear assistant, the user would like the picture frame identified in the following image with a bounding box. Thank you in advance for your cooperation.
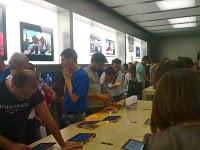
[0,3,7,60]
[90,34,102,53]
[20,22,54,61]
[105,39,115,55]
[128,35,134,52]
[135,46,141,58]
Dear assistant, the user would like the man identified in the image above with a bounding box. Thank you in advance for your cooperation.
[0,70,81,150]
[60,48,89,127]
[135,56,150,87]
[100,58,125,101]
[0,52,30,82]
[85,53,113,115]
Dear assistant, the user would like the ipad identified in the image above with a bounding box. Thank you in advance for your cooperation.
[77,121,99,129]
[67,133,96,144]
[122,139,144,150]
[102,116,121,122]
[32,142,56,150]
[77,121,99,126]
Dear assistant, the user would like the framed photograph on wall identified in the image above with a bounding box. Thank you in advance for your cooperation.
[20,22,54,61]
[90,34,102,53]
[128,35,134,52]
[135,46,141,58]
[0,3,7,60]
[105,39,115,55]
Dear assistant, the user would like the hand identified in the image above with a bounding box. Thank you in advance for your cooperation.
[7,143,31,150]
[100,95,113,105]
[111,82,121,88]
[61,141,83,150]
[63,67,73,81]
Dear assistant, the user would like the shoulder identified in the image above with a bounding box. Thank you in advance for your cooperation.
[28,89,44,106]
[74,68,89,79]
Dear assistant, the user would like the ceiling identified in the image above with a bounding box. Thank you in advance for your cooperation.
[98,0,200,36]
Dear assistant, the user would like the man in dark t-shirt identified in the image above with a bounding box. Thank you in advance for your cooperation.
[0,70,82,150]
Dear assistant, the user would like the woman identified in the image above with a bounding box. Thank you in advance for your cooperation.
[144,69,200,150]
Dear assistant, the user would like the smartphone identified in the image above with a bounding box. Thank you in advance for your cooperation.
[67,133,96,144]
[32,142,56,150]
[122,139,144,150]
[102,116,121,122]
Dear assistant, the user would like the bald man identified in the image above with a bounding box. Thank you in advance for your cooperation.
[0,52,31,82]
[0,70,81,150]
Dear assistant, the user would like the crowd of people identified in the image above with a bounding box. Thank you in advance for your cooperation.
[0,49,200,150]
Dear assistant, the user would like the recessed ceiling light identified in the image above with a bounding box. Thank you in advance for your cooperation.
[169,16,196,24]
[172,22,196,28]
[156,0,195,10]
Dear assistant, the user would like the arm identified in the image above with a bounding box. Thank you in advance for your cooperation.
[63,68,79,102]
[65,79,79,102]
[0,135,31,150]
[100,72,105,84]
[35,101,82,149]
[88,94,113,104]
[35,101,66,148]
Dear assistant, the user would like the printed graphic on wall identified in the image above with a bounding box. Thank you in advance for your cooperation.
[90,34,102,53]
[128,35,134,52]
[0,4,7,60]
[105,39,115,55]
[135,46,141,58]
[20,22,54,61]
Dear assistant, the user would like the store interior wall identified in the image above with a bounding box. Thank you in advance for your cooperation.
[154,33,200,62]
[117,32,126,64]
[73,13,118,64]
[43,0,153,43]
[0,0,70,64]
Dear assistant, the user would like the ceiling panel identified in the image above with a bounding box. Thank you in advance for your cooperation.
[98,0,200,35]
[98,0,151,7]
[127,7,200,22]
[151,27,200,34]
[113,3,159,16]
[137,20,170,27]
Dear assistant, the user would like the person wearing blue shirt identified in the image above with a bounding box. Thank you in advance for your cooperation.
[60,48,89,128]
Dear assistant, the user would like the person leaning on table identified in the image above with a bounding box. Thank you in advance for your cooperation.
[143,69,200,150]
[0,70,82,150]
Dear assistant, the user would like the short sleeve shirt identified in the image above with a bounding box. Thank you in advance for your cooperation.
[0,81,44,144]
[63,68,89,113]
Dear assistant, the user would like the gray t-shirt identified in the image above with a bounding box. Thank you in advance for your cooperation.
[84,67,103,108]
[144,123,200,150]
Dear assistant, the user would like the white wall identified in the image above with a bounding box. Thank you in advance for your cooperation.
[126,34,148,63]
[0,0,69,64]
[155,34,200,61]
[73,13,118,64]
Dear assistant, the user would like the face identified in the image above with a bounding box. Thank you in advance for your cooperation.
[112,63,121,72]
[94,63,105,71]
[14,82,38,101]
[61,56,73,69]
[105,74,115,82]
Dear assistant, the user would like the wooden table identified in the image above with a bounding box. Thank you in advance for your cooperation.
[142,86,155,100]
[30,100,152,150]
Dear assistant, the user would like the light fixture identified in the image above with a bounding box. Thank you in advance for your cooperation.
[172,22,196,28]
[156,0,195,10]
[169,16,196,24]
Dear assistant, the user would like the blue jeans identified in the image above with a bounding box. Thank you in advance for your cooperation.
[60,112,85,128]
